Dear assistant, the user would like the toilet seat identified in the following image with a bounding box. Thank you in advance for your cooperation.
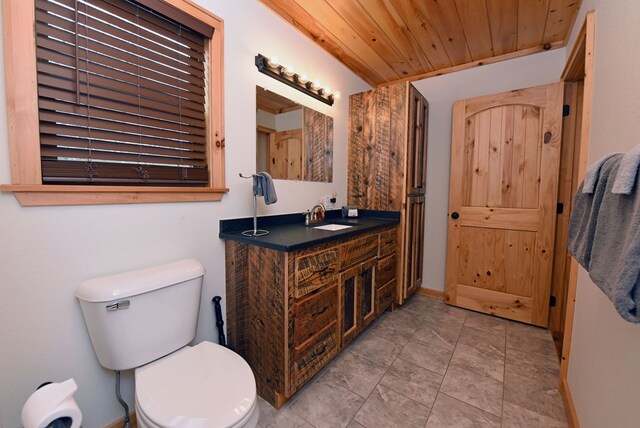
[135,341,258,428]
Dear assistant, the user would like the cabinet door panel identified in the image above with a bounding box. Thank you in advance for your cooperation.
[360,258,377,330]
[404,196,425,298]
[407,85,428,195]
[340,266,359,347]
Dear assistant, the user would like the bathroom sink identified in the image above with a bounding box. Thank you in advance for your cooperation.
[313,223,354,231]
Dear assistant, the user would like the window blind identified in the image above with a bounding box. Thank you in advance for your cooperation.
[35,0,212,186]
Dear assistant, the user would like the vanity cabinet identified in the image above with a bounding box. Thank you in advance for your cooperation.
[348,82,428,304]
[224,226,397,409]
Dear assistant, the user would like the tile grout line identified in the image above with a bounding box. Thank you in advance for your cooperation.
[344,331,410,428]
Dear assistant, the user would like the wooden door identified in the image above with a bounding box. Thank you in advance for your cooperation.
[445,83,562,327]
[407,85,429,195]
[269,129,302,180]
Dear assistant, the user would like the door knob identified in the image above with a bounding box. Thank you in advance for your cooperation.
[451,212,460,219]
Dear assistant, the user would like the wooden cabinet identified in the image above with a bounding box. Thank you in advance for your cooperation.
[225,226,397,409]
[348,82,428,304]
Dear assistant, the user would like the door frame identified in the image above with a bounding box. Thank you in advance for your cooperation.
[557,10,596,428]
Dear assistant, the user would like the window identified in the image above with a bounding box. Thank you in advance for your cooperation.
[1,0,225,205]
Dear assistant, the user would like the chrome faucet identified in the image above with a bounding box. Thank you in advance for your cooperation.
[304,204,326,225]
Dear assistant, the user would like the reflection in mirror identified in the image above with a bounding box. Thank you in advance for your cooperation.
[256,86,333,182]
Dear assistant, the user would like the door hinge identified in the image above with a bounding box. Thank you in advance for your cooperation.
[557,202,564,214]
[563,104,571,117]
[550,295,557,307]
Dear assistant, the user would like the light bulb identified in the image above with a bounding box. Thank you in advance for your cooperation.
[284,64,295,75]
[298,73,308,83]
[313,80,321,90]
[324,86,332,95]
[267,55,279,67]
[333,91,341,100]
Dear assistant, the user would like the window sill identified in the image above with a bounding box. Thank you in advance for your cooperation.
[0,184,229,206]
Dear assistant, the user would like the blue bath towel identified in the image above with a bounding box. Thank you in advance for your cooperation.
[254,172,278,205]
[582,152,621,193]
[569,154,640,323]
[612,144,640,195]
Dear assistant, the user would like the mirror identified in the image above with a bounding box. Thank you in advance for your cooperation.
[256,86,333,182]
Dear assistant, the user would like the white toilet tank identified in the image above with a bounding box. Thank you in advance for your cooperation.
[75,259,206,371]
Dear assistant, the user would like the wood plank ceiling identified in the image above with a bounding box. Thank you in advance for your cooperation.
[258,0,582,87]
[257,86,301,114]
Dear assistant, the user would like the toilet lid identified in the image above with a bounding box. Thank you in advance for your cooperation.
[135,341,257,428]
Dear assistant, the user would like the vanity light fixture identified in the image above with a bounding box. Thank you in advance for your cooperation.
[255,53,337,106]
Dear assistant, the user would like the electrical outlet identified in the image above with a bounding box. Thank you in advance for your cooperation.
[324,192,337,209]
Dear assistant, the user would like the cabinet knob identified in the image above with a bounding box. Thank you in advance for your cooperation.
[451,212,460,220]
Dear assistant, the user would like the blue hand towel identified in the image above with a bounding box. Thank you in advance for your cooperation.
[612,144,640,195]
[569,154,640,323]
[582,152,621,193]
[254,172,278,205]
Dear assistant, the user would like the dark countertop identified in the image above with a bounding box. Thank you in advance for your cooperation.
[219,209,400,252]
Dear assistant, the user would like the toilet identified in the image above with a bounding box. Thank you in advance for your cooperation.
[75,259,259,428]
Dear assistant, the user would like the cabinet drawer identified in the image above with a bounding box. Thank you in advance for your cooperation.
[377,254,396,288]
[377,280,395,314]
[339,234,378,270]
[379,229,397,258]
[293,285,338,345]
[293,322,339,388]
[296,248,339,298]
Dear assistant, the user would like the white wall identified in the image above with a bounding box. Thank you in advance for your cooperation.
[276,109,303,131]
[0,1,369,427]
[412,49,566,291]
[565,1,640,426]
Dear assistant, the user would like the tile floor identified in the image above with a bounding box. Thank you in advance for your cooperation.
[255,295,568,428]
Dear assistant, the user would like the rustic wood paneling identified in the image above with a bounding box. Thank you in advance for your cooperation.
[378,229,397,258]
[293,284,338,345]
[339,234,378,270]
[377,279,395,315]
[486,0,518,56]
[303,107,332,182]
[517,0,551,50]
[377,254,397,287]
[258,0,581,86]
[423,0,473,66]
[295,247,339,298]
[454,0,494,61]
[246,245,287,406]
[293,321,339,388]
[225,241,248,353]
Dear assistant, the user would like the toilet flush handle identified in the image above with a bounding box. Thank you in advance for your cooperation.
[106,300,130,311]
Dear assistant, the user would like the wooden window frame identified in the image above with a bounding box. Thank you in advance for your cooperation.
[1,0,227,206]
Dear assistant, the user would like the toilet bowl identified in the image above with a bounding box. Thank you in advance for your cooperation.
[134,342,258,428]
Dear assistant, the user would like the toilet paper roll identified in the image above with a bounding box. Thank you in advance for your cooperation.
[21,378,82,428]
